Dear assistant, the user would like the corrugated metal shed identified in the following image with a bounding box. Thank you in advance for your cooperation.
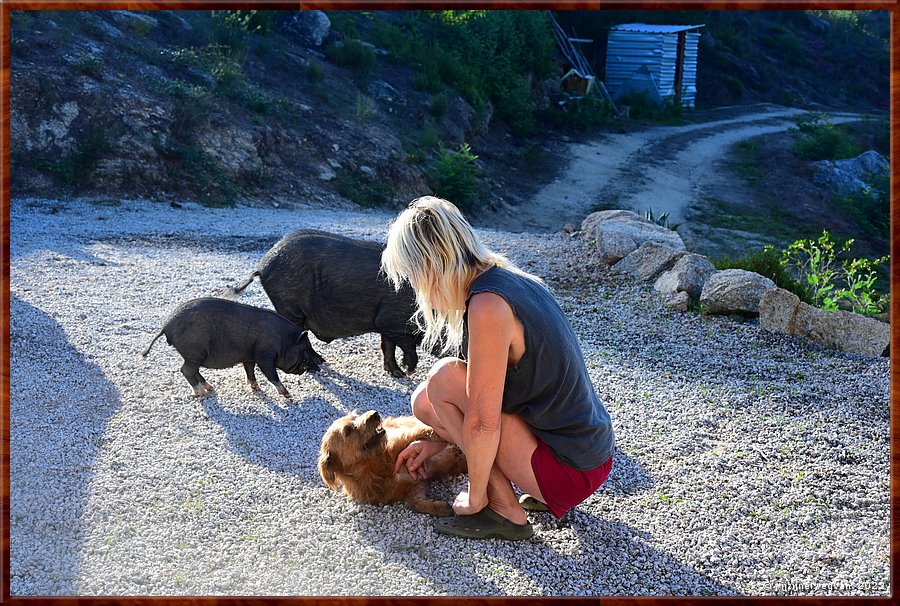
[605,23,704,108]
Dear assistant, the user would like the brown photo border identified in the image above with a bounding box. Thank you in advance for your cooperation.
[0,0,895,603]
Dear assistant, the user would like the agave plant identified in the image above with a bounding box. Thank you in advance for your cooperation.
[644,207,681,232]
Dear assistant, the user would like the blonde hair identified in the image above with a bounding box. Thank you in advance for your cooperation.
[381,196,541,356]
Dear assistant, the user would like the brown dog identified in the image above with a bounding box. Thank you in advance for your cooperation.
[318,410,466,516]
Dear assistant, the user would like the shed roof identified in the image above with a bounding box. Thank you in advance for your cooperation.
[610,23,705,34]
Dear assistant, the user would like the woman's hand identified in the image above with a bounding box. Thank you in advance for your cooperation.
[452,488,489,516]
[394,440,446,480]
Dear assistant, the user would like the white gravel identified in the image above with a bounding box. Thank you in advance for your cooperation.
[9,197,889,596]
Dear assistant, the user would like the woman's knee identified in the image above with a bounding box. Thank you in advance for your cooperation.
[410,382,435,424]
[424,357,467,405]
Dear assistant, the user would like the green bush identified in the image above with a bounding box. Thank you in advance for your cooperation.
[366,11,556,137]
[724,75,744,98]
[307,59,324,83]
[790,113,861,161]
[417,124,440,150]
[413,67,443,94]
[44,125,114,187]
[335,168,393,208]
[430,93,449,119]
[782,231,889,314]
[327,39,375,76]
[73,54,103,79]
[539,95,614,131]
[427,143,480,210]
[715,245,814,305]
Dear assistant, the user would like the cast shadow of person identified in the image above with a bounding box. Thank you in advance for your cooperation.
[345,447,737,596]
[199,366,415,483]
[9,295,123,596]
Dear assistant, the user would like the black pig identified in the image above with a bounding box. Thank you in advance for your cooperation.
[230,229,421,377]
[142,297,314,399]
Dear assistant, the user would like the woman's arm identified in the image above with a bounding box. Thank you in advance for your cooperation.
[454,292,516,515]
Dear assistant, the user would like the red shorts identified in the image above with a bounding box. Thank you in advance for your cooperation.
[530,437,613,519]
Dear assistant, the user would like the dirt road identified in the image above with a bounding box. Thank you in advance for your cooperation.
[486,104,864,250]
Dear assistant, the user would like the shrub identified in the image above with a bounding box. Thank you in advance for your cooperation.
[724,75,744,98]
[327,39,375,76]
[72,54,103,79]
[539,94,613,131]
[211,10,254,64]
[430,93,449,119]
[833,173,889,240]
[790,113,861,161]
[782,231,889,314]
[427,143,480,209]
[45,125,115,187]
[413,67,442,94]
[308,59,324,83]
[335,168,393,208]
[353,94,376,124]
[417,124,440,150]
[715,245,814,305]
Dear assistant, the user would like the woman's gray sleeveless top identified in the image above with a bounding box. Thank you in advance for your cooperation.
[466,266,614,470]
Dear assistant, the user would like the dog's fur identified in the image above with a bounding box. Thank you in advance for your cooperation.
[318,410,466,516]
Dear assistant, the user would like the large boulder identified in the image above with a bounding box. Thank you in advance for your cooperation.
[582,210,685,265]
[760,288,890,357]
[812,150,889,198]
[700,269,776,316]
[653,253,717,300]
[612,241,685,282]
[759,288,801,334]
[281,10,331,47]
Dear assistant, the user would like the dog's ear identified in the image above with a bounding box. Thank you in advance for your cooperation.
[317,451,341,490]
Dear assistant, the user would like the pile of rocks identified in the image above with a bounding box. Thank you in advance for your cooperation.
[581,210,889,357]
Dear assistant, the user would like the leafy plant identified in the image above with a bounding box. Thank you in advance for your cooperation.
[790,113,861,161]
[782,231,889,314]
[427,143,480,209]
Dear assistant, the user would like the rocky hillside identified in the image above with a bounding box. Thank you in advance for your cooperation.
[10,9,889,212]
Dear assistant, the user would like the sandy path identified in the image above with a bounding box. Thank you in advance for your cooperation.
[489,104,864,234]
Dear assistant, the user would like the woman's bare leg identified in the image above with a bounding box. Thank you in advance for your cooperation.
[411,357,545,524]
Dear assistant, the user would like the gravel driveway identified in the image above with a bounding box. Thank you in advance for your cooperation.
[9,197,889,596]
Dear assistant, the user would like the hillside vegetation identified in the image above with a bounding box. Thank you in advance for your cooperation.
[10,9,889,211]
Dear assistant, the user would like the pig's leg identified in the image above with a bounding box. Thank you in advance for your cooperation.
[257,356,292,400]
[243,362,260,391]
[380,336,405,378]
[400,343,419,374]
[181,362,214,396]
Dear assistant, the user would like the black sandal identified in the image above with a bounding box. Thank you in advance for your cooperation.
[434,507,534,541]
[518,493,549,512]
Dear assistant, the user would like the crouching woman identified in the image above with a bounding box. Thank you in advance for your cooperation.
[381,196,615,540]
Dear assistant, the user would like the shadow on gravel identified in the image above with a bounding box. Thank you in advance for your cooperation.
[307,365,418,418]
[200,393,338,482]
[9,295,122,596]
[352,506,739,596]
[603,448,656,496]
